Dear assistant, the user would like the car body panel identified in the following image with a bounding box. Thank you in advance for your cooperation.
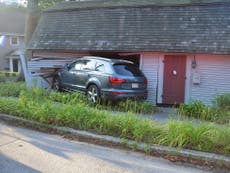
[54,56,148,101]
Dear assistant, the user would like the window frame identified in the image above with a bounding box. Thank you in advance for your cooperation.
[10,36,19,46]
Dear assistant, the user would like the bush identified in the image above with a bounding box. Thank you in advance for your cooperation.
[213,93,230,110]
[0,82,27,97]
[178,94,230,125]
[0,71,19,82]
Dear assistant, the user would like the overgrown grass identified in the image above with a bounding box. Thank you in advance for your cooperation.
[178,94,230,125]
[0,82,155,114]
[0,71,19,83]
[0,92,229,155]
[0,82,27,97]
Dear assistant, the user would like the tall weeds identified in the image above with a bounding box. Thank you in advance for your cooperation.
[0,92,229,155]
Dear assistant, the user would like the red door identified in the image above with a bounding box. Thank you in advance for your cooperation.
[163,55,186,104]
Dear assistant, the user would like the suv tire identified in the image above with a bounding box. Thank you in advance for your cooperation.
[87,85,100,104]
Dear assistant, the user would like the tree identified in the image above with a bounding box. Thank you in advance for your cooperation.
[38,0,64,9]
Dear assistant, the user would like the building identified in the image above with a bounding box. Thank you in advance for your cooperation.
[0,7,26,73]
[28,0,230,105]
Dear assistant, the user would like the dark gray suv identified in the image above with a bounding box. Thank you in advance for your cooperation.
[53,56,148,103]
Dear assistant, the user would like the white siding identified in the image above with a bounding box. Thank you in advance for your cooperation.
[190,55,230,105]
[140,53,160,104]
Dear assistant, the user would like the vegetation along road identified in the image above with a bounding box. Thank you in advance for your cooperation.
[0,122,210,173]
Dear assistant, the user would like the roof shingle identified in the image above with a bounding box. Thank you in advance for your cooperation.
[29,1,230,54]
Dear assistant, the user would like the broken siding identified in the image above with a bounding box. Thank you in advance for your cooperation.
[28,51,89,88]
[190,55,230,105]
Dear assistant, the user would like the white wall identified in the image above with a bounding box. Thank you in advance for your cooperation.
[141,53,230,105]
[140,53,160,104]
[190,54,230,105]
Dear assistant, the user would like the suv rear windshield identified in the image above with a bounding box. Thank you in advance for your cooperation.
[113,63,143,77]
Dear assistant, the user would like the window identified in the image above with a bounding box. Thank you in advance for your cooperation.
[10,36,19,45]
[113,63,143,77]
[95,62,105,72]
[81,60,95,71]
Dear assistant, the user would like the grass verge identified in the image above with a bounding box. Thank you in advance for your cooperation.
[0,90,229,156]
[0,82,155,114]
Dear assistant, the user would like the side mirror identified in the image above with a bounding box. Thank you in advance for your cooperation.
[64,64,69,70]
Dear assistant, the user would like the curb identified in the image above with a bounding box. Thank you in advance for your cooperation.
[0,114,229,170]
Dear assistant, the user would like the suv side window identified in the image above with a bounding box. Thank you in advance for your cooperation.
[81,60,96,71]
[95,62,105,72]
[69,61,84,71]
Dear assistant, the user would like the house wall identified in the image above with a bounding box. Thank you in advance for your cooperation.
[0,35,24,71]
[140,53,230,105]
[140,53,160,104]
[189,54,230,105]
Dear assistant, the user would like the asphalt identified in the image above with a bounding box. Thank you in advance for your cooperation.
[0,113,229,172]
[138,107,180,122]
[0,121,211,173]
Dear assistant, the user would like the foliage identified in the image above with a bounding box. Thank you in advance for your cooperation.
[213,93,230,110]
[38,0,63,9]
[0,94,230,155]
[0,82,27,97]
[178,96,230,125]
[0,92,229,155]
[0,71,19,83]
[0,82,155,114]
[0,82,229,155]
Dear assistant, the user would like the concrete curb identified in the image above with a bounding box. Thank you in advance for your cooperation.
[0,113,229,170]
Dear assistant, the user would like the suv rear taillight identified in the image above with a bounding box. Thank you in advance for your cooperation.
[109,76,126,84]
[144,79,148,84]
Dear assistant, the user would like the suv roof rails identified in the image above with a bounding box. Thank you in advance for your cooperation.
[81,56,134,64]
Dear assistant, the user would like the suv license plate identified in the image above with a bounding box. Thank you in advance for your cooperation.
[132,83,139,88]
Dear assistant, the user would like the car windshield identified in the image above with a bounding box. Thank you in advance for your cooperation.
[113,63,143,77]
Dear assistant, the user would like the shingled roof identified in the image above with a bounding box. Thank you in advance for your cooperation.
[29,0,230,54]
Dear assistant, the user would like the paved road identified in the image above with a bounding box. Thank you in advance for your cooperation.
[0,122,209,173]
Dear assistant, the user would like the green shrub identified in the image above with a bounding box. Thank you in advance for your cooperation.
[0,82,27,97]
[0,71,19,82]
[178,96,230,125]
[178,101,206,119]
[213,93,230,110]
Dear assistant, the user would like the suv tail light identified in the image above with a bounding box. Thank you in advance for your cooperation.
[109,76,126,84]
[144,79,148,84]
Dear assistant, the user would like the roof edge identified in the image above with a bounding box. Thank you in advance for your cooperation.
[45,0,230,12]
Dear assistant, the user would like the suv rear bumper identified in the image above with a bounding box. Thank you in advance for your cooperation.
[102,89,148,101]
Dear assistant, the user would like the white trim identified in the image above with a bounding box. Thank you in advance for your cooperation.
[157,55,164,104]
[139,54,143,69]
[184,56,192,103]
[10,36,19,46]
[9,58,13,72]
[18,60,22,73]
[0,32,24,37]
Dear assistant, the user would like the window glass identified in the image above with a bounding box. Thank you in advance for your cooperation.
[81,60,95,71]
[113,63,143,77]
[95,63,105,72]
[74,62,83,70]
[69,61,84,71]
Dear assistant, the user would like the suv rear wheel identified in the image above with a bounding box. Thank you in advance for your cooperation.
[87,85,100,104]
